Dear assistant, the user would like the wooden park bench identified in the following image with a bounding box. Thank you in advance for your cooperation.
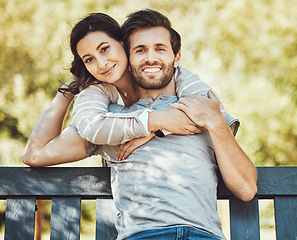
[0,166,296,240]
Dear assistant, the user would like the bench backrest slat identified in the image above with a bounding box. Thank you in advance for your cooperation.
[274,196,297,239]
[4,198,36,240]
[0,167,112,198]
[96,198,118,240]
[1,167,296,198]
[229,196,260,240]
[50,197,81,240]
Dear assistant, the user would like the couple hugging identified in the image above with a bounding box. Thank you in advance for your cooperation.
[23,9,257,240]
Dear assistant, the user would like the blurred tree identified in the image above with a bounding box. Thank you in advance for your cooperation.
[0,0,296,166]
[162,0,297,166]
[1,0,296,237]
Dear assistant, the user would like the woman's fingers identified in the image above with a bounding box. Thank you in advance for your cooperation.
[116,134,155,161]
[116,143,129,161]
[121,145,134,160]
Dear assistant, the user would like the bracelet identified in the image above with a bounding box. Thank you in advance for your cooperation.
[154,130,165,138]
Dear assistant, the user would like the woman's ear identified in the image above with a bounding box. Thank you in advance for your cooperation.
[174,50,181,68]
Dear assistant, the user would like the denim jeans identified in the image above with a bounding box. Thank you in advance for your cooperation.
[124,226,221,240]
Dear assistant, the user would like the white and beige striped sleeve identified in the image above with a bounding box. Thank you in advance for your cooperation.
[71,83,150,146]
[175,66,240,136]
[175,65,213,98]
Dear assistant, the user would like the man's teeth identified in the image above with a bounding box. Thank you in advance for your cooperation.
[143,68,161,73]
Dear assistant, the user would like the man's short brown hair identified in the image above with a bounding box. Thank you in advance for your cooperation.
[122,9,181,57]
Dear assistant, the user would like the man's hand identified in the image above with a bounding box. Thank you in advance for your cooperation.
[116,133,155,161]
[170,90,224,131]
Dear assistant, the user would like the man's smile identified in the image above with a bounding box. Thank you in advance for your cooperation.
[143,67,162,73]
[142,64,163,74]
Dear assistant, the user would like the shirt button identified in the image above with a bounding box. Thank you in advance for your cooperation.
[152,106,156,110]
[146,101,151,105]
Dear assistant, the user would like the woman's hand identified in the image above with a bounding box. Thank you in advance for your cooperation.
[116,133,155,161]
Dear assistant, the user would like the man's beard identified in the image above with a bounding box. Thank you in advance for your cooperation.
[130,61,175,90]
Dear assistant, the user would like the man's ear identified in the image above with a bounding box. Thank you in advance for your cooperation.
[174,50,181,68]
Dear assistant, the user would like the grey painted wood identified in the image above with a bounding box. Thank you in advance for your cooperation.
[50,197,81,240]
[1,167,296,199]
[96,198,118,240]
[4,198,36,240]
[274,196,297,240]
[256,167,297,197]
[1,167,297,239]
[0,167,111,198]
[229,196,260,240]
[217,166,297,198]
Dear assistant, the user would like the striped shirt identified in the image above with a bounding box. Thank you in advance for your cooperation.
[71,66,239,146]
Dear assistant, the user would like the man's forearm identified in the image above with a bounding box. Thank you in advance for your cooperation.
[170,91,257,201]
[208,120,257,202]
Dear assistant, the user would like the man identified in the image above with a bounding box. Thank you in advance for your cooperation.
[100,9,257,240]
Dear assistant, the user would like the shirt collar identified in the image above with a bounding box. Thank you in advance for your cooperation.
[136,95,178,108]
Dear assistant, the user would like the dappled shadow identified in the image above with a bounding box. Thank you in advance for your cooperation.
[50,197,81,239]
[5,198,35,239]
[0,167,112,199]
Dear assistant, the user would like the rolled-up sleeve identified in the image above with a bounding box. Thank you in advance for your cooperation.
[71,84,150,145]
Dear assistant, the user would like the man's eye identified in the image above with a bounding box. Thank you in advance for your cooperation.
[157,48,166,52]
[135,49,144,53]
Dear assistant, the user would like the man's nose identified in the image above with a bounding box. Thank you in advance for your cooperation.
[145,49,157,63]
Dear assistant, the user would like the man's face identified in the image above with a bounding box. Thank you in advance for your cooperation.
[128,27,180,90]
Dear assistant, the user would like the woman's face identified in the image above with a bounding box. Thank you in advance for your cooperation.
[76,31,128,84]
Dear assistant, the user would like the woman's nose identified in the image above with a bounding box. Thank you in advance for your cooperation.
[97,56,108,69]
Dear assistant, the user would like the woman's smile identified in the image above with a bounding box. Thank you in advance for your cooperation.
[101,64,116,75]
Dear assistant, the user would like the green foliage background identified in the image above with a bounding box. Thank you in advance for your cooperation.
[0,0,296,168]
[0,0,296,237]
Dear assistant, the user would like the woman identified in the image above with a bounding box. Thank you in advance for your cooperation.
[22,13,236,167]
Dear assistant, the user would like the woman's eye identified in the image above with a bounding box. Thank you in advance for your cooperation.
[84,57,93,63]
[101,46,109,53]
